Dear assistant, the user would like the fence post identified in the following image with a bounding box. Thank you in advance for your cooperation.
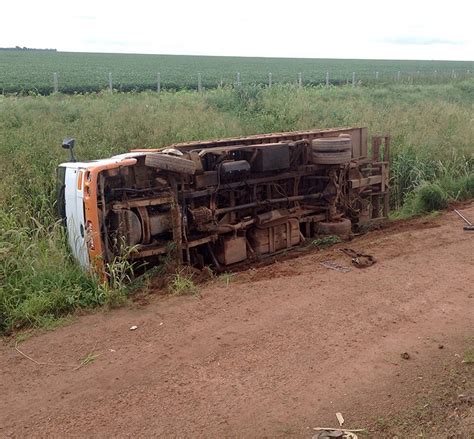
[108,72,113,92]
[197,72,202,92]
[326,71,329,87]
[352,72,355,87]
[236,72,241,88]
[268,72,272,88]
[157,72,161,93]
[53,72,58,93]
[298,72,302,87]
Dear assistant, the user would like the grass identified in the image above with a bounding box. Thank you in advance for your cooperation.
[219,272,235,286]
[1,51,473,94]
[312,235,342,249]
[463,348,474,364]
[168,270,198,296]
[0,81,473,333]
[78,351,101,368]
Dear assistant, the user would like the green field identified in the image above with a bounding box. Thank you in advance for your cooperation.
[1,81,473,333]
[1,51,474,94]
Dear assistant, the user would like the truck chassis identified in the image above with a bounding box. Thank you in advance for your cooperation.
[58,127,390,275]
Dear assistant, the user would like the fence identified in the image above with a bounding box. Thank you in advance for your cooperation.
[2,69,472,95]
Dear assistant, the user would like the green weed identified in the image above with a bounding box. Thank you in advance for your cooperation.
[219,272,235,286]
[402,182,448,216]
[312,235,342,249]
[78,351,101,368]
[168,270,198,296]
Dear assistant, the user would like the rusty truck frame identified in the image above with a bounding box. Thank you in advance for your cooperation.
[57,127,390,277]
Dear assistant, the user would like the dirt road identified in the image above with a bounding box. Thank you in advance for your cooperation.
[1,206,473,437]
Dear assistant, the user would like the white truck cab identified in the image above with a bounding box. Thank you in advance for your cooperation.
[57,162,90,268]
[57,139,142,274]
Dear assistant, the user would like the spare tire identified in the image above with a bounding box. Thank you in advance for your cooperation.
[312,137,352,152]
[317,218,352,240]
[312,150,352,164]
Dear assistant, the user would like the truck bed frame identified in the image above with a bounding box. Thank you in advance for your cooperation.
[61,127,390,275]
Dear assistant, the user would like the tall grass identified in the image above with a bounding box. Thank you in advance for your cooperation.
[0,81,473,333]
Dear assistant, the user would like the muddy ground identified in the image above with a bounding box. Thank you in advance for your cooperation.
[1,206,473,438]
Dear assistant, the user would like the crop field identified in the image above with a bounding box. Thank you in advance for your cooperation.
[1,50,474,94]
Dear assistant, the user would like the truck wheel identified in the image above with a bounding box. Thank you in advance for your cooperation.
[317,218,352,239]
[312,150,352,164]
[312,137,352,152]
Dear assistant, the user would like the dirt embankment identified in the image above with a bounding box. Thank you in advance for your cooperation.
[1,206,473,438]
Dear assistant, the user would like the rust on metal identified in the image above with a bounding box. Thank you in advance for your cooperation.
[81,127,390,275]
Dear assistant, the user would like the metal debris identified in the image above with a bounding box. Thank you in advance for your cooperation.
[454,209,474,231]
[316,431,343,439]
[320,260,352,273]
[340,248,376,268]
[313,427,363,439]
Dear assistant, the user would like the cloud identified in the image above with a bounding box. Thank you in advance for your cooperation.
[2,0,473,60]
[73,15,96,21]
[381,36,465,46]
[83,39,132,47]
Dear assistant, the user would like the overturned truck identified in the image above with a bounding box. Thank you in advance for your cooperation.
[57,127,390,276]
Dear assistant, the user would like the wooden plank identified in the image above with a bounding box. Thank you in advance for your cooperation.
[145,153,197,175]
[381,164,385,193]
[383,136,391,218]
[384,135,391,162]
[372,195,381,219]
[131,127,369,154]
[372,136,381,161]
[360,127,368,157]
[156,127,366,152]
[351,129,361,159]
[349,175,383,188]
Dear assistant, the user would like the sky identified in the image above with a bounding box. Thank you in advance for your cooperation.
[1,0,473,60]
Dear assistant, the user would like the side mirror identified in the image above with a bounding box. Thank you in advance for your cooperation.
[62,138,75,149]
[62,138,77,162]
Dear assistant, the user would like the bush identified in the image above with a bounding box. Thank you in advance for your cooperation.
[448,174,474,200]
[402,182,448,216]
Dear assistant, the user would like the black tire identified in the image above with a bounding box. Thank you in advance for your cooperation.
[312,150,352,164]
[317,218,352,239]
